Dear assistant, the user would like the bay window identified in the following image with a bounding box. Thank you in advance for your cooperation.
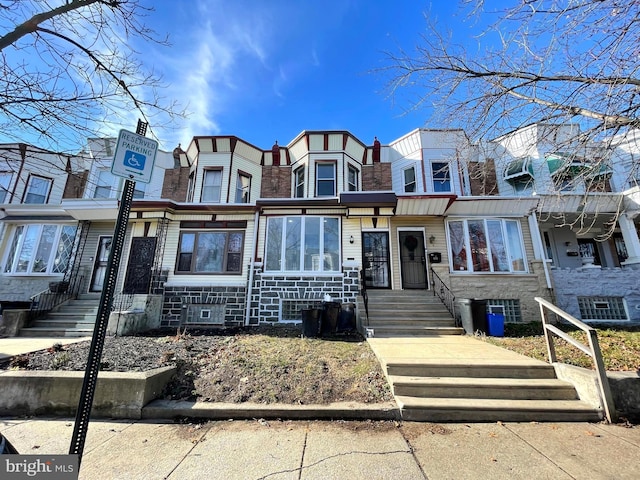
[403,166,416,192]
[448,218,526,273]
[202,169,222,202]
[3,224,77,274]
[316,163,336,196]
[294,166,305,198]
[431,162,451,192]
[266,216,340,272]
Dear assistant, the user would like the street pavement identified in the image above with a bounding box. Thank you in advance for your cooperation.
[1,417,639,479]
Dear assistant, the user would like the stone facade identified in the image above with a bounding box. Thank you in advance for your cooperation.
[251,265,360,324]
[551,266,640,323]
[438,259,553,323]
[161,285,247,328]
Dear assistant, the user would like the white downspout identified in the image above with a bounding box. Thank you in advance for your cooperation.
[528,213,552,289]
[244,209,260,326]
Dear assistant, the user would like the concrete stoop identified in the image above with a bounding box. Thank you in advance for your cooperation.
[365,290,463,337]
[19,293,100,338]
[388,365,603,422]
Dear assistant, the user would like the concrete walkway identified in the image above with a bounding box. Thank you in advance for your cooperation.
[367,334,551,367]
[0,336,90,363]
[2,417,640,479]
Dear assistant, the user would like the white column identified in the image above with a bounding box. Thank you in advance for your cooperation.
[619,214,640,265]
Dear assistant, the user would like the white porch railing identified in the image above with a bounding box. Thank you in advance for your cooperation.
[534,297,617,423]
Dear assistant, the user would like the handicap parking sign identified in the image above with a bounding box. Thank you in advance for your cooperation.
[124,150,146,171]
[112,129,158,184]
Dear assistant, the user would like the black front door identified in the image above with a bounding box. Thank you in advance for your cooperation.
[362,232,391,289]
[123,237,157,294]
[399,231,427,289]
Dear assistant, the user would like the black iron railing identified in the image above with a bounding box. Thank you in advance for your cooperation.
[430,268,456,320]
[360,268,369,322]
[29,275,84,321]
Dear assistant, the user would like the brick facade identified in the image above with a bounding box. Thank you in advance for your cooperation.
[260,165,292,198]
[62,170,88,199]
[362,163,392,191]
[468,159,498,196]
[161,166,191,202]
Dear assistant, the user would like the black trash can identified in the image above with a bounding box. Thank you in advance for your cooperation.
[470,299,488,334]
[301,309,321,338]
[456,298,474,334]
[337,303,356,332]
[321,301,341,335]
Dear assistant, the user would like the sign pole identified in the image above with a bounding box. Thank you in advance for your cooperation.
[69,120,147,466]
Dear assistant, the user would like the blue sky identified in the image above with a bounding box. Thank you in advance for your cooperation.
[145,0,477,151]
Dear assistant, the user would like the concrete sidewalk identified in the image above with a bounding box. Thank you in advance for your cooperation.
[2,417,640,479]
[0,337,90,363]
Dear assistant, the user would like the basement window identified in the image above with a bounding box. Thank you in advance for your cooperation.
[578,296,628,321]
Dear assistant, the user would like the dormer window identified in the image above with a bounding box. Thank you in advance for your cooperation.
[316,162,336,197]
[294,166,305,198]
[348,165,359,192]
[403,166,416,193]
[547,153,591,192]
[202,169,222,202]
[23,175,52,204]
[0,172,12,203]
[235,171,251,203]
[431,161,451,192]
[504,157,534,193]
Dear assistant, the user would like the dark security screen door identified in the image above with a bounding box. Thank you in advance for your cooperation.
[399,231,427,289]
[123,237,157,294]
[362,232,390,289]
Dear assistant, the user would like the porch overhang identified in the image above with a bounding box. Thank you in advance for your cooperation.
[395,194,456,216]
[340,192,397,216]
[0,204,71,221]
[61,198,119,220]
[537,193,623,214]
[445,196,539,217]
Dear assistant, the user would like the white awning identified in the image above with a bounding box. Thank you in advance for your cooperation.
[395,195,456,216]
[446,197,539,217]
[537,193,623,214]
[61,198,120,220]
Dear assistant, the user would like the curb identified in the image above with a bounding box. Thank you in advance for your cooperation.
[141,399,401,421]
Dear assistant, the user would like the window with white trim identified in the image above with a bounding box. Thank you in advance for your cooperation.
[403,166,416,192]
[347,165,359,191]
[94,170,118,199]
[0,172,12,203]
[316,163,336,196]
[431,162,451,192]
[265,216,340,272]
[235,172,251,203]
[448,218,527,273]
[294,166,305,198]
[3,224,77,274]
[202,169,222,202]
[24,175,52,204]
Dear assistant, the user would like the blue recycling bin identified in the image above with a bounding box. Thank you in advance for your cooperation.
[487,313,505,337]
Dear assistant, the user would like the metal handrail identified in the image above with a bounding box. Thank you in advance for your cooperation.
[29,275,84,321]
[360,269,369,323]
[534,296,617,423]
[430,268,456,319]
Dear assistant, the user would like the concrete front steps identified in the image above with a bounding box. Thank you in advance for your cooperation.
[19,293,100,338]
[365,289,463,337]
[368,336,603,423]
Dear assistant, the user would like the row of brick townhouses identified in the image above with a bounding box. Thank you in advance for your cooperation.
[1,124,639,335]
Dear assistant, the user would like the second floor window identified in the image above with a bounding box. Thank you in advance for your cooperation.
[316,163,336,196]
[202,169,222,202]
[0,172,12,203]
[432,162,451,192]
[294,166,305,198]
[403,166,416,193]
[24,175,52,204]
[94,170,117,199]
[235,172,251,203]
[133,182,145,199]
[348,165,359,191]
